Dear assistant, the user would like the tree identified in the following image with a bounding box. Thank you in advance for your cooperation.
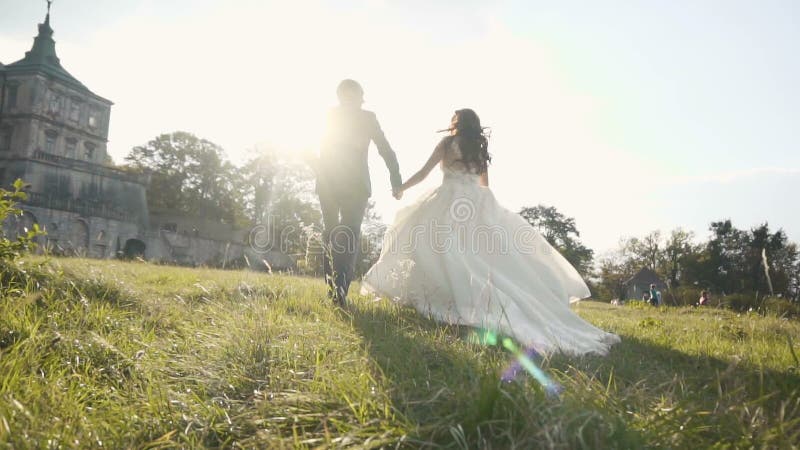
[661,228,696,286]
[238,149,279,225]
[237,149,322,259]
[518,205,594,276]
[620,231,662,273]
[125,132,246,225]
[790,259,800,302]
[746,223,797,296]
[704,220,748,294]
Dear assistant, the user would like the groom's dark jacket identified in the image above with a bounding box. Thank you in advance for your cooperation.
[316,106,402,198]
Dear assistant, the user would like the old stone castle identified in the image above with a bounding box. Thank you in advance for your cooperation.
[0,8,291,269]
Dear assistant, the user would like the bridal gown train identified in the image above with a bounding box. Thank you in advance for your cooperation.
[360,143,620,356]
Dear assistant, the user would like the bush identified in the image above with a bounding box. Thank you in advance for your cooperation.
[719,293,760,312]
[761,297,800,317]
[0,179,44,261]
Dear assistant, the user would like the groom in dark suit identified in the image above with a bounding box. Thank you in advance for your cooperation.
[316,79,403,305]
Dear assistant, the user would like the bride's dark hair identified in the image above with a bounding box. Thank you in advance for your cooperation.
[439,108,491,174]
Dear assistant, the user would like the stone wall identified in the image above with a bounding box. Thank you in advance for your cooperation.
[144,229,295,270]
[1,158,149,225]
[149,210,247,243]
[2,205,296,271]
[8,204,141,258]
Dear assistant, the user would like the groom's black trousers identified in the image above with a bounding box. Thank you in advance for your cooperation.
[318,189,369,297]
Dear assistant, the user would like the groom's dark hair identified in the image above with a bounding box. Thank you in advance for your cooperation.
[337,79,364,104]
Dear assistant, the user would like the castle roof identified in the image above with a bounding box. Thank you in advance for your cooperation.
[4,6,110,104]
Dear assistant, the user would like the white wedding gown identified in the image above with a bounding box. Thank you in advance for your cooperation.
[361,141,620,356]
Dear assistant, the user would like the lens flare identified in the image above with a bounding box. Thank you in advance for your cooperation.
[470,329,562,397]
[469,328,498,346]
[500,338,562,397]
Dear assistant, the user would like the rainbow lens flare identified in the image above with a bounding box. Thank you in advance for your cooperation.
[470,329,562,397]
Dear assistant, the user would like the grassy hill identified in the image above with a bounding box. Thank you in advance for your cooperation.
[1,257,799,449]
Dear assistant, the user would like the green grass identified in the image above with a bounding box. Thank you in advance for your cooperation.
[1,257,799,448]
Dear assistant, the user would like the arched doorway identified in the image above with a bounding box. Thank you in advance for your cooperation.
[66,219,89,255]
[122,239,146,259]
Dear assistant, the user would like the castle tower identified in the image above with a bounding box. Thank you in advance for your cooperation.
[0,3,149,257]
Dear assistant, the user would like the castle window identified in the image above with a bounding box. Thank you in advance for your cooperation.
[161,223,178,232]
[7,85,18,108]
[65,138,77,158]
[84,142,96,160]
[44,130,58,153]
[88,108,99,128]
[0,127,12,152]
[69,101,81,122]
[49,93,61,113]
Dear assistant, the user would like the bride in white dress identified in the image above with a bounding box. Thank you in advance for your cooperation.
[361,109,620,356]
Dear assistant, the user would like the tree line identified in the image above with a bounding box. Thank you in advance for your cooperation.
[595,222,799,306]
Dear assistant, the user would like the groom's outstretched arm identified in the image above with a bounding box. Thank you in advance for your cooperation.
[369,113,402,190]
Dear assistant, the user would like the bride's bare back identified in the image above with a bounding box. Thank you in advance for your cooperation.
[440,136,475,173]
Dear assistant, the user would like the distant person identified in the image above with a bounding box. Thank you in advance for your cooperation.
[360,109,620,356]
[699,290,710,306]
[649,284,659,307]
[316,79,403,306]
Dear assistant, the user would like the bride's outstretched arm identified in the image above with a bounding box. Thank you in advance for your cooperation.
[479,170,489,187]
[399,141,445,192]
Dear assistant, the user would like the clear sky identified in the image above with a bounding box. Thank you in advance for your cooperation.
[2,0,798,252]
